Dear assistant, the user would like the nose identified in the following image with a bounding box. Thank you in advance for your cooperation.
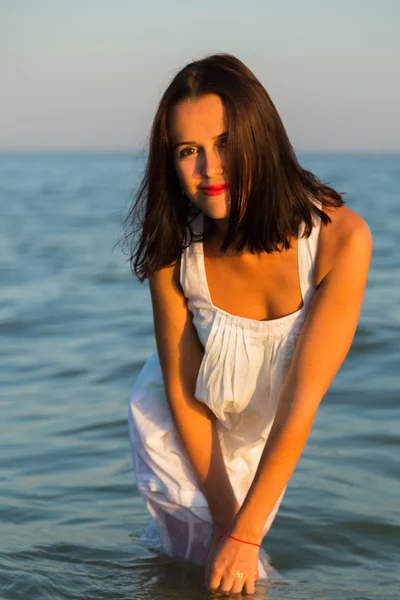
[200,147,224,178]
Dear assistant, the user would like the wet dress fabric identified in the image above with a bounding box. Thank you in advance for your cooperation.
[128,208,322,575]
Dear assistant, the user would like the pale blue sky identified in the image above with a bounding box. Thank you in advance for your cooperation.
[1,0,399,151]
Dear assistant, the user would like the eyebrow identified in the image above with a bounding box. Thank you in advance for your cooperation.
[174,131,228,149]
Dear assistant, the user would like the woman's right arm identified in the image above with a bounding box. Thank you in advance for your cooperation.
[148,259,239,530]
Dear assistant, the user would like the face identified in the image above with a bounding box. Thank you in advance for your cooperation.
[168,94,230,221]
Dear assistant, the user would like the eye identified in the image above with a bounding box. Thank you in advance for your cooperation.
[217,135,228,148]
[178,146,198,159]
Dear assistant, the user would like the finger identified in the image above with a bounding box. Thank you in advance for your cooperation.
[219,573,237,594]
[207,568,222,592]
[231,574,246,594]
[245,573,256,595]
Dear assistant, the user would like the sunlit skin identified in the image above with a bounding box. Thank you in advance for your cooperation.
[169,94,231,235]
[158,93,373,595]
[169,93,312,323]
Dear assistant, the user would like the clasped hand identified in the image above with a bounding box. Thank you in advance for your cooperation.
[205,528,260,595]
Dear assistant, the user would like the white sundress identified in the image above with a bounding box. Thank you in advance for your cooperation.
[128,207,322,576]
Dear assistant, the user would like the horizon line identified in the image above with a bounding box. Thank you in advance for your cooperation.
[1,148,399,155]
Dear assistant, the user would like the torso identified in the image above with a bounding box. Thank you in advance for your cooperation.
[202,204,349,322]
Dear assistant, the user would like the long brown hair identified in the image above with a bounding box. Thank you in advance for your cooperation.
[123,53,344,281]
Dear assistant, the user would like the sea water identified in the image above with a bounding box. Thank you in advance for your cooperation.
[0,152,399,599]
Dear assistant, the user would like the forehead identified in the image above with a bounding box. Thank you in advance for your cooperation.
[168,94,226,142]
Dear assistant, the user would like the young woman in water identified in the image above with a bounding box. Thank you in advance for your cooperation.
[125,53,372,595]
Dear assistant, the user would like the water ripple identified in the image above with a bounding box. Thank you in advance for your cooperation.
[1,153,399,600]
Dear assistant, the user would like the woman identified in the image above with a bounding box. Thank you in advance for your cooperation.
[125,53,372,595]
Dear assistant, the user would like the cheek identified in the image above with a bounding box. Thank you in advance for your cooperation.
[175,160,195,189]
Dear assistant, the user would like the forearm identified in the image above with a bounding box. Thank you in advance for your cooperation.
[233,391,319,540]
[168,393,240,526]
[228,217,371,543]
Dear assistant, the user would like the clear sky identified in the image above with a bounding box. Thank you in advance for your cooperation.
[1,0,399,151]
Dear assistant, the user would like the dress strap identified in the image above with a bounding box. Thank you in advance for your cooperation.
[181,205,322,309]
[298,201,322,309]
[180,212,210,306]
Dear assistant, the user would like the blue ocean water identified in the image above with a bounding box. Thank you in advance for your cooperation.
[0,152,399,600]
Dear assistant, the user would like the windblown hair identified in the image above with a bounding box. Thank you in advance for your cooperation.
[123,53,344,281]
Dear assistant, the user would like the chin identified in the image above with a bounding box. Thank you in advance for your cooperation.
[207,209,230,220]
[188,193,231,220]
[202,199,231,221]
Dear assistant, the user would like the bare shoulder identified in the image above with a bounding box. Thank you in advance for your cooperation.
[315,204,373,286]
[322,203,372,242]
[148,257,187,341]
[148,257,182,295]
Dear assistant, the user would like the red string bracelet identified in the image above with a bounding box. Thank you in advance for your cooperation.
[217,533,260,547]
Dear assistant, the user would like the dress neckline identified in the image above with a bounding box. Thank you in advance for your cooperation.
[198,212,306,327]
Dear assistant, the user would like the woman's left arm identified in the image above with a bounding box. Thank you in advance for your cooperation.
[206,211,372,594]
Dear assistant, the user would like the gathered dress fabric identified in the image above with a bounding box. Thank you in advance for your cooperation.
[128,207,322,577]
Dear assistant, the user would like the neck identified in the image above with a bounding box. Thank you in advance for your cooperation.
[204,214,249,255]
[205,215,229,242]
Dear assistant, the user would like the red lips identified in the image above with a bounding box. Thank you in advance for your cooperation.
[199,184,229,196]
